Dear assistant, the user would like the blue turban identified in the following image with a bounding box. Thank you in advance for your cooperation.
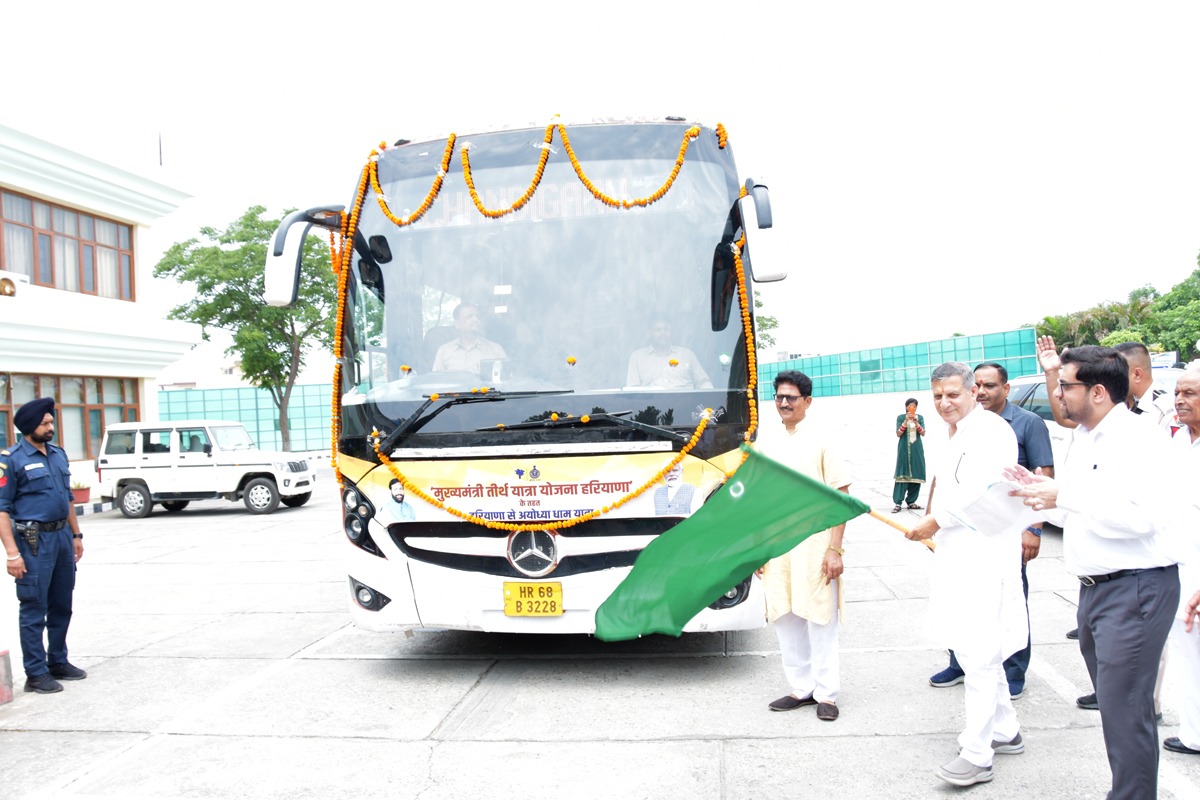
[14,397,55,436]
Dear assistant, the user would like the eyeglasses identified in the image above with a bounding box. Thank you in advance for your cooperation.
[775,394,804,405]
[1054,380,1091,395]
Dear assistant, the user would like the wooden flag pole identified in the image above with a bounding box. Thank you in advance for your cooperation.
[868,509,936,552]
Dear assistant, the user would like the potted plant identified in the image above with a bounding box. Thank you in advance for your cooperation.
[71,480,91,504]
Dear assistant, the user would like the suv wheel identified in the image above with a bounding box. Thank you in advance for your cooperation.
[162,500,190,513]
[282,492,312,508]
[244,478,281,514]
[118,484,153,518]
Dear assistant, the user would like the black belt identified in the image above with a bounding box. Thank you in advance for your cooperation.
[14,519,66,533]
[1079,566,1167,587]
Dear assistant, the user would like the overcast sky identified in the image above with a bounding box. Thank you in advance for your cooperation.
[7,1,1200,357]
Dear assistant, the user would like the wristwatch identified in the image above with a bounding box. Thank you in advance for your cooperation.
[72,533,83,540]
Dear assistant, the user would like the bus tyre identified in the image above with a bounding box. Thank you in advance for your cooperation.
[162,500,190,513]
[118,484,153,519]
[282,492,311,508]
[244,478,280,514]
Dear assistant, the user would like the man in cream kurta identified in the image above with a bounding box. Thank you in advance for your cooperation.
[907,362,1027,789]
[757,370,851,722]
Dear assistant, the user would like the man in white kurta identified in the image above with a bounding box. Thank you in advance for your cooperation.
[907,363,1027,788]
[1165,369,1200,756]
[757,370,851,722]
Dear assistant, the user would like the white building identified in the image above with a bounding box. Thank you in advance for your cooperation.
[0,124,197,471]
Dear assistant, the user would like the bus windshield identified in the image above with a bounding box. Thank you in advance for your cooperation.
[340,122,752,451]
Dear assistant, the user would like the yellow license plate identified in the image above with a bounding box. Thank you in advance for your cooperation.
[503,582,563,616]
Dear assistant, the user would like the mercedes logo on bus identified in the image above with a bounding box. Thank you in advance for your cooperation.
[506,529,559,577]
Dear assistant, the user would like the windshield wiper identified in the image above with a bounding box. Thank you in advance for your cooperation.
[478,411,689,444]
[375,389,574,453]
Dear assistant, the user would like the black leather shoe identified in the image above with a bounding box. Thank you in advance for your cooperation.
[1076,693,1099,710]
[768,693,817,712]
[1066,628,1079,640]
[24,673,63,694]
[1164,737,1200,755]
[49,662,87,680]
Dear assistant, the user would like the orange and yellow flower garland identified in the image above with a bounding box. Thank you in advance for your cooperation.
[330,165,373,482]
[371,121,720,224]
[369,135,457,227]
[558,124,700,210]
[462,124,555,218]
[330,121,762,510]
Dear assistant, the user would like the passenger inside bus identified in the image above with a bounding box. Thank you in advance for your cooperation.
[626,319,713,389]
[431,302,507,373]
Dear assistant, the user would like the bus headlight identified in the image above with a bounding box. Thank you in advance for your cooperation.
[708,576,752,610]
[349,577,391,611]
[342,482,383,557]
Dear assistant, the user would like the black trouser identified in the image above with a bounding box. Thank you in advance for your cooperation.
[1078,565,1178,800]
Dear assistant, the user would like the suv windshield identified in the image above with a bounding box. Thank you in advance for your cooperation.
[339,122,752,451]
[211,425,256,450]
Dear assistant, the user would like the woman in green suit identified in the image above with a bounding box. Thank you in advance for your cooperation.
[892,398,926,512]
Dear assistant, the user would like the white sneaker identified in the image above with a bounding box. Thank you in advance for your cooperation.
[991,732,1024,755]
[936,757,993,786]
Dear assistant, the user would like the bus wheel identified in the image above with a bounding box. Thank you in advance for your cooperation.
[244,478,280,514]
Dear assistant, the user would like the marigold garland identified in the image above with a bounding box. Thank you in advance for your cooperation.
[369,135,457,227]
[370,409,713,533]
[558,123,700,209]
[462,124,555,218]
[330,167,372,483]
[727,182,760,475]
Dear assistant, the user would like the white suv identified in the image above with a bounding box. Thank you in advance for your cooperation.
[96,420,319,518]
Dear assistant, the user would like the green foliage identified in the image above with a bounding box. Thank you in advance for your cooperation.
[754,291,778,350]
[1034,259,1200,361]
[153,206,336,449]
[1099,329,1144,348]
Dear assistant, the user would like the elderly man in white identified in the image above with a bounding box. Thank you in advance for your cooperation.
[1164,368,1200,757]
[906,362,1028,788]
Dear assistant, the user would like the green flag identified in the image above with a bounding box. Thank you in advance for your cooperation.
[593,445,870,642]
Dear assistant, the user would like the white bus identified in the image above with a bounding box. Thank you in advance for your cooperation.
[266,118,781,633]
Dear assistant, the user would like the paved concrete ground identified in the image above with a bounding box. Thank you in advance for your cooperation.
[2,392,1199,799]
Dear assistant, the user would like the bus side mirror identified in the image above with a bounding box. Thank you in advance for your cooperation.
[741,178,786,283]
[743,178,772,229]
[265,205,344,307]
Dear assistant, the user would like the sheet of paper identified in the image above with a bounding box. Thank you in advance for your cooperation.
[944,480,1041,536]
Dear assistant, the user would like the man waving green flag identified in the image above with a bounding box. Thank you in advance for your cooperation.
[594,445,871,642]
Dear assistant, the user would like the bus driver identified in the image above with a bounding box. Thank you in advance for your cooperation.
[432,303,507,373]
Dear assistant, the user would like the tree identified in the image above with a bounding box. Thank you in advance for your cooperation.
[1146,263,1200,360]
[1037,287,1160,349]
[154,206,336,450]
[754,290,778,350]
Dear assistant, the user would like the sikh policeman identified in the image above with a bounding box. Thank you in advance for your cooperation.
[0,397,87,694]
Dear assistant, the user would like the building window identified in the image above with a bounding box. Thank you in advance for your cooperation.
[2,373,140,460]
[0,190,135,301]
